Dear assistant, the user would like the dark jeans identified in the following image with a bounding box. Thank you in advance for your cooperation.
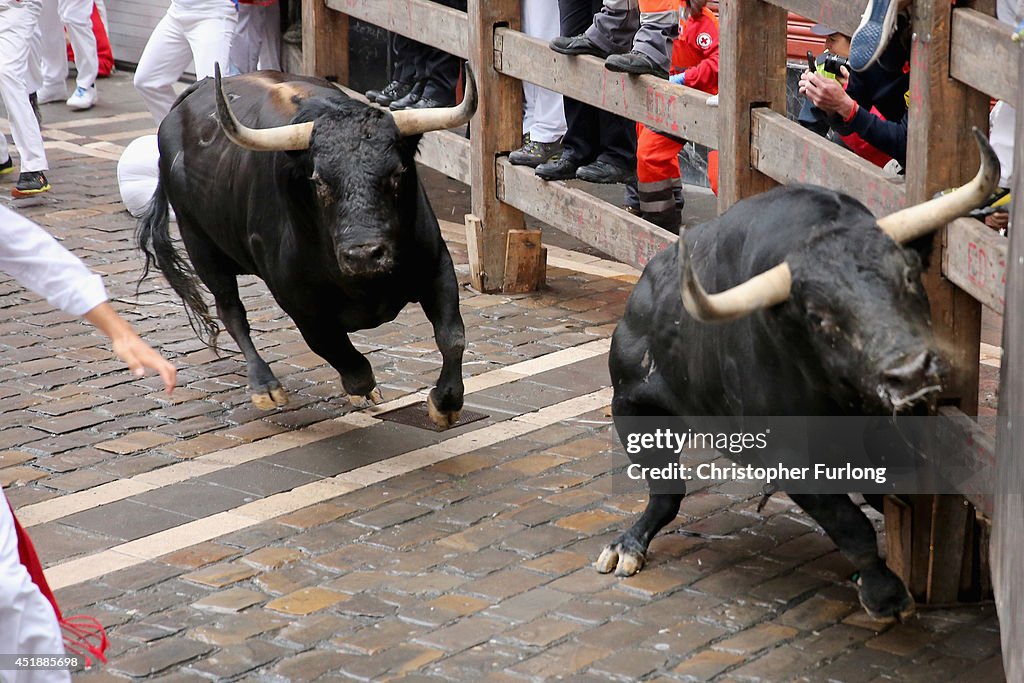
[556,0,637,170]
[391,0,465,105]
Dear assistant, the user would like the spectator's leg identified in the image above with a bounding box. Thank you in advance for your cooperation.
[585,0,639,55]
[133,11,193,125]
[555,0,605,165]
[230,4,259,74]
[631,0,678,73]
[636,123,682,232]
[522,0,567,143]
[257,2,282,71]
[419,0,465,106]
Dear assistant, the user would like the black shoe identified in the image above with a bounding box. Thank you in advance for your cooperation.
[0,157,13,176]
[12,171,50,198]
[535,157,580,181]
[406,97,449,110]
[576,160,635,184]
[604,51,668,79]
[550,34,608,58]
[368,80,413,106]
[389,81,426,111]
[509,138,564,168]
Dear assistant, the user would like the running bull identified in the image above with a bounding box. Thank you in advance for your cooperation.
[138,65,477,428]
[599,131,999,620]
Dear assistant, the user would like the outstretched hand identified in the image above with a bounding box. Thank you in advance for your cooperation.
[83,302,177,394]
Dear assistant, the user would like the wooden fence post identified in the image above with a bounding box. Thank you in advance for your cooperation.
[717,0,788,210]
[302,0,350,82]
[993,16,1024,678]
[897,0,992,604]
[467,0,528,293]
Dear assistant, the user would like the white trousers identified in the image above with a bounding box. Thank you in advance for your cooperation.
[0,487,70,683]
[0,0,48,173]
[230,2,281,73]
[28,0,65,97]
[521,0,566,143]
[58,0,98,90]
[134,5,238,125]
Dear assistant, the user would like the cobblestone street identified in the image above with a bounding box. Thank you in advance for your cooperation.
[0,72,1005,681]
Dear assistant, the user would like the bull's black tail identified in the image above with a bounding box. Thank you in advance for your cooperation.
[135,180,220,348]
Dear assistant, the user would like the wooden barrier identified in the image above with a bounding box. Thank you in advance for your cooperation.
[308,0,1020,652]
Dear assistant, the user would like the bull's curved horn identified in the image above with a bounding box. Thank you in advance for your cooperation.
[390,63,478,137]
[213,63,313,152]
[877,128,1000,243]
[678,233,793,322]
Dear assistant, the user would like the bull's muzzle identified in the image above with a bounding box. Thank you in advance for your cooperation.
[879,350,944,410]
[337,243,394,278]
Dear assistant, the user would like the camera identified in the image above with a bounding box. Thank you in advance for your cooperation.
[820,54,850,78]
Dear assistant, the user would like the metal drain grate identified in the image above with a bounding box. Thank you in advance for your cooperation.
[373,402,488,432]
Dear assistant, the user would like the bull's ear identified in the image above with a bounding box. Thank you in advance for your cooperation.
[398,134,424,165]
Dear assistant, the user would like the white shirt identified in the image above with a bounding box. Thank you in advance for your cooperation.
[0,205,107,317]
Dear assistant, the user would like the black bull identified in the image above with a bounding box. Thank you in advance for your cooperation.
[137,67,477,428]
[599,133,998,621]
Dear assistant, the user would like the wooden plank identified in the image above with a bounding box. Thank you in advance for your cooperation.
[498,159,675,270]
[750,108,907,216]
[906,0,990,413]
[718,0,788,210]
[468,0,526,292]
[884,495,914,586]
[761,0,863,36]
[926,495,971,603]
[951,7,1017,104]
[495,29,718,147]
[993,26,1024,679]
[909,495,934,598]
[303,0,349,82]
[325,0,468,58]
[464,214,485,291]
[935,406,996,518]
[503,230,546,294]
[943,217,1008,315]
[417,131,471,186]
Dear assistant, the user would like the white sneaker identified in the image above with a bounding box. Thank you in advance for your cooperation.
[66,86,97,111]
[36,84,68,104]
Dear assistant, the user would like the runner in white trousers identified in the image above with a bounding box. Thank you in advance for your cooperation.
[31,0,98,109]
[133,0,238,126]
[0,0,51,198]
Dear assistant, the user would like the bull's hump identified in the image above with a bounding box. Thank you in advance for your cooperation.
[236,73,321,118]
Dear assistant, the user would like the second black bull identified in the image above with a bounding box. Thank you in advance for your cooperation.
[138,65,477,428]
[599,131,999,621]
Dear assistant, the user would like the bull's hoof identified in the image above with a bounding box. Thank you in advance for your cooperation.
[347,387,384,409]
[252,387,288,409]
[855,566,916,622]
[595,536,647,577]
[427,393,461,429]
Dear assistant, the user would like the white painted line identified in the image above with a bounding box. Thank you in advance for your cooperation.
[43,111,153,130]
[44,388,612,590]
[19,338,611,528]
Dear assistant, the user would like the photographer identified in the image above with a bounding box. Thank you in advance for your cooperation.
[798,20,909,170]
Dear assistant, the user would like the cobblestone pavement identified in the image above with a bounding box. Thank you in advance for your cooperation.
[0,72,1005,682]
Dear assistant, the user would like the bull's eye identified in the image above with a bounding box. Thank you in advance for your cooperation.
[311,172,334,204]
[390,172,403,195]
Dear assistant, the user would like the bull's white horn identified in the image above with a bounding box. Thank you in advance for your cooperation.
[390,63,478,137]
[877,128,1000,243]
[678,234,793,322]
[213,63,313,152]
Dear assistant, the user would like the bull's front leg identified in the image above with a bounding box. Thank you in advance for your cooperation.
[293,320,382,408]
[788,493,914,622]
[419,250,465,429]
[596,492,684,576]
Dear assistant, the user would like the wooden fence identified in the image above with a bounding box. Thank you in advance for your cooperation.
[302,0,1021,667]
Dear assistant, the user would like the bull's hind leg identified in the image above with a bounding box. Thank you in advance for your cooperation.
[788,493,914,621]
[419,248,465,428]
[596,391,684,577]
[292,320,382,408]
[178,227,286,409]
